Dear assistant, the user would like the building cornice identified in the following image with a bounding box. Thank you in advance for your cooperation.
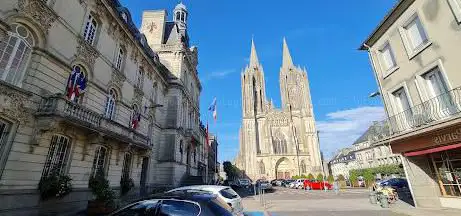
[359,0,415,50]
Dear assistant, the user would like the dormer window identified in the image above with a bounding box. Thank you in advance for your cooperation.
[121,13,128,22]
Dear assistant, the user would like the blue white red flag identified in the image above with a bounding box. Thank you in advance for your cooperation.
[208,97,217,121]
[66,66,86,102]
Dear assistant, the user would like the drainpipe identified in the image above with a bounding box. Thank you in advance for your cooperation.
[363,43,390,118]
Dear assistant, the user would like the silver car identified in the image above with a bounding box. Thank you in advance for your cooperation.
[167,185,244,216]
[257,180,273,190]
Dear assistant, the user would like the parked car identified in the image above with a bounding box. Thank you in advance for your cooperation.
[294,179,305,189]
[109,190,234,216]
[256,179,273,191]
[282,179,295,187]
[303,180,333,190]
[167,185,244,216]
[275,179,284,186]
[378,178,408,189]
[238,179,251,188]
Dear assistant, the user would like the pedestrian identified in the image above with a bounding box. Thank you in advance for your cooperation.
[333,180,340,195]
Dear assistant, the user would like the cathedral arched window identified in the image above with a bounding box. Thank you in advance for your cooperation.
[273,136,287,155]
[300,160,307,173]
[259,161,265,174]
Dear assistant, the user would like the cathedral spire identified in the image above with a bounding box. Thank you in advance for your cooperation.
[282,37,294,69]
[249,38,259,67]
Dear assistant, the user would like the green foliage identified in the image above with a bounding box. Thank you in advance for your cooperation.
[300,174,307,178]
[120,176,135,195]
[348,164,404,187]
[307,173,314,180]
[223,161,240,179]
[292,175,300,179]
[89,170,115,205]
[349,171,359,187]
[327,175,334,183]
[316,173,324,181]
[38,170,73,200]
[337,174,345,181]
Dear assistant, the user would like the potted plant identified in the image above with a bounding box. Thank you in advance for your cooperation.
[88,170,116,215]
[38,170,73,200]
[120,176,134,195]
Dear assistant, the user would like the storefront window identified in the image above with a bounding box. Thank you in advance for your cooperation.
[430,149,461,197]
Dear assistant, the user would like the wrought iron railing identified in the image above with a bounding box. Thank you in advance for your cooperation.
[372,87,461,142]
[37,96,150,148]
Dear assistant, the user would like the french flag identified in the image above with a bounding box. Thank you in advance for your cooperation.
[66,67,86,102]
[131,113,141,129]
[208,97,217,121]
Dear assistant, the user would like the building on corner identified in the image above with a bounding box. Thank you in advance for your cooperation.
[360,0,461,209]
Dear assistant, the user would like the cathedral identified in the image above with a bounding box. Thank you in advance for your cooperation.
[235,39,322,180]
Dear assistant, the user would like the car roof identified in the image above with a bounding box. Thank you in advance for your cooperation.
[168,185,231,193]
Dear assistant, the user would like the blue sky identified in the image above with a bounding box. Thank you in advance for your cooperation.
[121,0,397,161]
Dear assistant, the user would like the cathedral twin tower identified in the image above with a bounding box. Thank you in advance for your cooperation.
[235,39,322,180]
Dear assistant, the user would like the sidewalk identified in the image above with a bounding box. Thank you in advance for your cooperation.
[241,198,269,216]
[390,201,460,216]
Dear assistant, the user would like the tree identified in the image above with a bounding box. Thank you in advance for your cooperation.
[363,169,375,187]
[307,173,314,180]
[349,170,359,187]
[327,174,334,184]
[316,173,324,182]
[223,161,237,180]
[300,174,307,178]
[292,175,300,180]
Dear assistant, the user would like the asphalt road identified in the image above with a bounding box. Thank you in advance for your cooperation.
[236,186,410,216]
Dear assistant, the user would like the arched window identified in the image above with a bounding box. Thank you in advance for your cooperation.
[130,104,141,129]
[176,12,181,21]
[0,23,34,86]
[42,135,71,177]
[300,160,307,173]
[121,152,132,179]
[259,161,265,174]
[104,89,117,119]
[91,145,108,177]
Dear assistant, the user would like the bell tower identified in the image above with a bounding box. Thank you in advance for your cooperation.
[173,2,188,30]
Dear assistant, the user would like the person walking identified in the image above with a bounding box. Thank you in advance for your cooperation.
[333,180,340,195]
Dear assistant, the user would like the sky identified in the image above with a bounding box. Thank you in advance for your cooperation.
[120,0,397,162]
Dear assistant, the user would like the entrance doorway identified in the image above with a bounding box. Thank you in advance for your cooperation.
[140,157,149,196]
[275,157,292,179]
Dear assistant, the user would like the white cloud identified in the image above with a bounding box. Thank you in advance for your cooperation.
[201,69,236,82]
[317,106,385,160]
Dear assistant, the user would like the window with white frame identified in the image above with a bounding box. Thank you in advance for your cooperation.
[403,16,429,52]
[422,67,453,117]
[104,89,117,119]
[422,68,449,99]
[91,146,108,177]
[392,87,411,114]
[0,23,34,86]
[115,47,125,71]
[379,42,397,73]
[83,14,98,45]
[136,68,144,88]
[42,135,71,177]
[447,0,461,23]
[121,152,132,179]
[0,119,12,156]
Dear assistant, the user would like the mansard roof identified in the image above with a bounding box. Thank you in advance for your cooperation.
[163,22,190,47]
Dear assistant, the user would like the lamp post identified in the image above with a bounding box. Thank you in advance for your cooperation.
[317,130,327,191]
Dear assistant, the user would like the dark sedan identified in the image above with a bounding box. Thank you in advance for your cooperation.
[109,190,234,216]
[378,178,408,189]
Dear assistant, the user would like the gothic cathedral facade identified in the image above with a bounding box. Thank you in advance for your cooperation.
[235,39,322,180]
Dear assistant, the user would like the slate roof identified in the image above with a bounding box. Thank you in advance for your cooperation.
[353,122,390,145]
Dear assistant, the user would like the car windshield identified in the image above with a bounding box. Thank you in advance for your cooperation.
[219,188,239,199]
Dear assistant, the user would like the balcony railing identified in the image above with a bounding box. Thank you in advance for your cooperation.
[36,96,150,149]
[373,87,461,142]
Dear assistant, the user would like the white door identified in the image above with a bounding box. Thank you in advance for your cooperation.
[424,68,452,118]
[392,88,411,132]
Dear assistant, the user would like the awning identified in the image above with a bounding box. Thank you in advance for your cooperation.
[404,143,461,157]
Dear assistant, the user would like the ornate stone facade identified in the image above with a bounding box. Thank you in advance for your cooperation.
[235,39,322,180]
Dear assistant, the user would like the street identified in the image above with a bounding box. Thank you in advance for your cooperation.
[236,186,410,216]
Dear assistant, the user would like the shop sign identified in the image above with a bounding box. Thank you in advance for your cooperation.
[433,128,461,145]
